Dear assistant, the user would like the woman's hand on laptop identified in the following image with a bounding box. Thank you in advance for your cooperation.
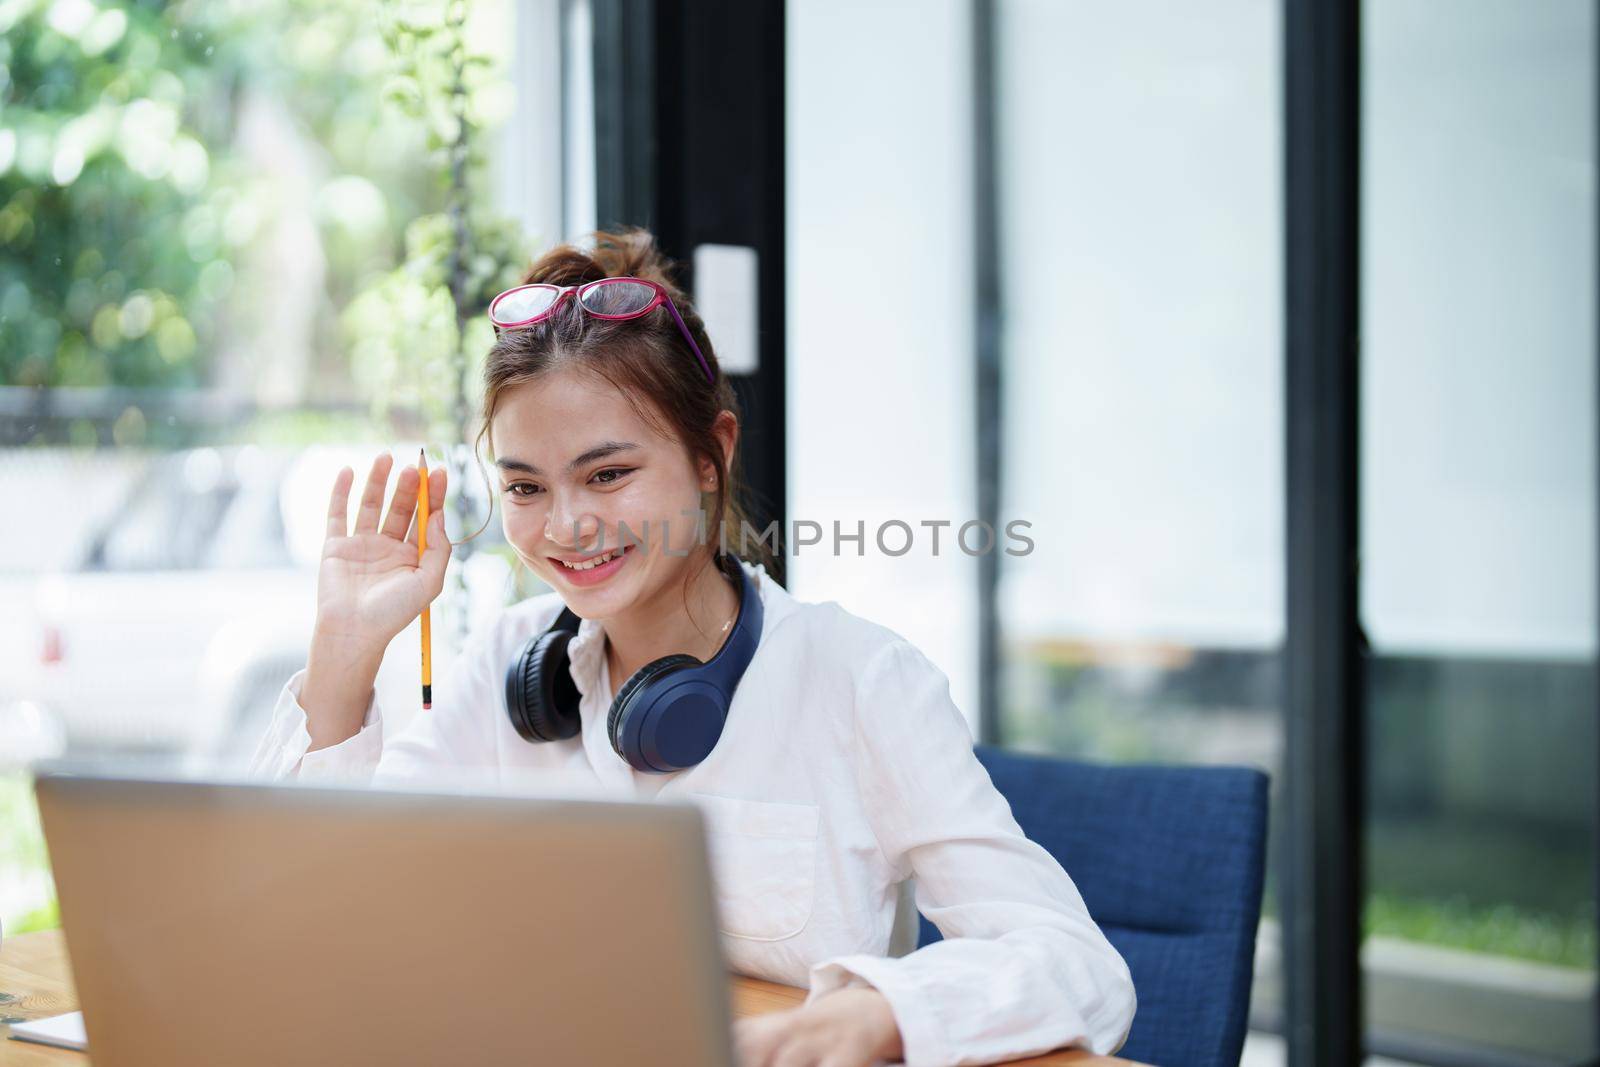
[303,451,452,750]
[734,987,903,1067]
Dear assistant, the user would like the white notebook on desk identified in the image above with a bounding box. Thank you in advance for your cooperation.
[9,1010,87,1050]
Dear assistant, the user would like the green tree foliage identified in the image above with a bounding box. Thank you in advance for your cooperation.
[347,0,528,445]
[0,0,527,442]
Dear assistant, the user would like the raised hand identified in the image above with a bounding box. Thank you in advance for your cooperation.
[300,451,452,751]
[314,450,452,660]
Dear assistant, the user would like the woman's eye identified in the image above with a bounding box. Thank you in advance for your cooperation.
[504,483,542,498]
[591,467,635,486]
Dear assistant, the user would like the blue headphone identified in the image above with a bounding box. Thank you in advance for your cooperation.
[503,551,764,773]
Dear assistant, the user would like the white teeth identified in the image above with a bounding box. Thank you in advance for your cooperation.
[560,547,625,571]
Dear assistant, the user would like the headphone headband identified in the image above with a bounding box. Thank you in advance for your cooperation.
[702,550,760,680]
[503,551,763,772]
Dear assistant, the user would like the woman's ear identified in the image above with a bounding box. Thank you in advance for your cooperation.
[699,410,740,491]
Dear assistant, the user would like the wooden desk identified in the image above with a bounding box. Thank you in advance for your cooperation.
[0,929,1141,1066]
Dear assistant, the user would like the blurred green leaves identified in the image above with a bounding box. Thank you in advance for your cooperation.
[0,0,528,443]
[343,207,522,439]
[2,0,255,389]
[352,0,527,444]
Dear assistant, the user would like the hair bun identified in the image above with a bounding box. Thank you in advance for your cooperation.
[520,225,683,298]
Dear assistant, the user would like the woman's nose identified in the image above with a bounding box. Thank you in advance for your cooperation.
[544,496,604,551]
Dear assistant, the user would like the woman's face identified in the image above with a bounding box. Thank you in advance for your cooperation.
[490,368,725,619]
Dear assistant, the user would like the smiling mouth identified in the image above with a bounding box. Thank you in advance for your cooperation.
[551,544,634,572]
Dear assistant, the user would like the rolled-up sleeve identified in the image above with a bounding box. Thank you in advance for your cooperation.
[805,639,1137,1066]
[247,667,383,782]
[246,626,503,786]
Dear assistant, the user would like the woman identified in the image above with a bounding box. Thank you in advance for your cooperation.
[250,228,1136,1067]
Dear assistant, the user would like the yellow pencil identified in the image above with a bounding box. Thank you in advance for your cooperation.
[417,448,432,710]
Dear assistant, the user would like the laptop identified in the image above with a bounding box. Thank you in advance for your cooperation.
[32,766,737,1066]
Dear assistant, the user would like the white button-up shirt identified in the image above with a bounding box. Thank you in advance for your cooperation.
[250,558,1137,1066]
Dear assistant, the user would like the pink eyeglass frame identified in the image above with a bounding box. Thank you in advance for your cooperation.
[488,276,714,384]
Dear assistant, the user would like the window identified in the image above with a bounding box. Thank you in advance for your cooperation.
[989,0,1287,1029]
[1362,1,1597,1058]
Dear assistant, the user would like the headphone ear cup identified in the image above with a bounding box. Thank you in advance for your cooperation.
[607,653,701,759]
[505,629,583,743]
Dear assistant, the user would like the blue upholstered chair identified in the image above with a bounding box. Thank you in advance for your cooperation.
[917,745,1269,1067]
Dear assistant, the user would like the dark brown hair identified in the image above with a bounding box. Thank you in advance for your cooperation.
[459,226,775,612]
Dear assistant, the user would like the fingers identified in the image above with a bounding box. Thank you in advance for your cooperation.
[416,507,453,596]
[380,464,421,540]
[353,451,394,535]
[734,1015,783,1067]
[429,462,447,515]
[406,467,449,547]
[325,465,354,539]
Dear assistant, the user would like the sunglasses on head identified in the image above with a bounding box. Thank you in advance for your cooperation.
[487,277,714,385]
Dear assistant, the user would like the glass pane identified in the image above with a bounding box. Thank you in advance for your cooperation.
[580,280,655,315]
[0,0,531,942]
[495,285,560,323]
[992,0,1285,1039]
[1362,0,1597,1060]
[786,1,981,712]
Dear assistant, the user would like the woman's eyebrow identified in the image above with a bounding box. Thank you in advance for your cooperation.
[495,441,641,476]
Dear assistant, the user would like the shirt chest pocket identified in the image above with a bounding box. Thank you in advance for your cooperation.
[687,792,820,942]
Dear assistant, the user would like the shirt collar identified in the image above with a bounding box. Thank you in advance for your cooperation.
[562,556,794,700]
